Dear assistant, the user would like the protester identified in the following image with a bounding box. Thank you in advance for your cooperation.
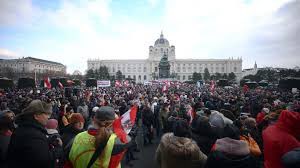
[159,103,170,133]
[142,102,154,145]
[7,100,54,168]
[46,119,64,168]
[191,116,217,155]
[61,113,85,148]
[156,119,207,168]
[60,105,74,129]
[263,109,300,168]
[281,147,300,168]
[205,124,257,168]
[68,106,130,168]
[0,110,15,168]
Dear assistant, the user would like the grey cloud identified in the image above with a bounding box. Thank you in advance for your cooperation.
[240,0,300,68]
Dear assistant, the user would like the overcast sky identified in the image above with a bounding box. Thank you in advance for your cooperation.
[0,0,299,74]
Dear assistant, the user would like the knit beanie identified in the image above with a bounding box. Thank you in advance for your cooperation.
[46,119,58,129]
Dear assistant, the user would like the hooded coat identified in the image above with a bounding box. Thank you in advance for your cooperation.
[263,110,300,168]
[156,133,207,168]
[205,137,257,168]
[191,117,217,155]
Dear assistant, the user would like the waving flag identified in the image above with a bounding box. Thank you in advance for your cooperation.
[113,105,138,143]
[210,80,215,92]
[124,80,129,87]
[115,80,122,87]
[44,77,51,89]
[162,85,168,92]
[187,106,195,124]
[58,81,63,89]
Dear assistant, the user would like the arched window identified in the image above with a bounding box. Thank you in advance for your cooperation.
[144,75,147,80]
[138,75,141,80]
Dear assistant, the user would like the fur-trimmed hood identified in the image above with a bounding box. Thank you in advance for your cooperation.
[215,137,250,156]
[156,133,207,168]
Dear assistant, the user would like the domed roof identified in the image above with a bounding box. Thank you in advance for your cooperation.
[154,32,169,46]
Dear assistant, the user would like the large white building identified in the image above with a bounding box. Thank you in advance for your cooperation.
[0,57,66,74]
[87,33,242,83]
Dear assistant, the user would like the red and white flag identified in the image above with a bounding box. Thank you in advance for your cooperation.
[187,106,195,124]
[67,80,74,86]
[124,80,129,87]
[113,105,138,143]
[210,80,215,92]
[44,77,51,89]
[58,81,63,89]
[115,80,122,87]
[162,85,168,92]
[165,81,171,87]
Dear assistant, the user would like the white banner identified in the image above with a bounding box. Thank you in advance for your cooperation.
[97,80,111,88]
[292,88,298,94]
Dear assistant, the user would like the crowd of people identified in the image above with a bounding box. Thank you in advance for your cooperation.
[0,82,299,168]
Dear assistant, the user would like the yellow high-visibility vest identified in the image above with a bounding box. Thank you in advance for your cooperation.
[69,131,117,168]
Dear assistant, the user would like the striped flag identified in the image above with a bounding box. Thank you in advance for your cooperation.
[210,80,215,92]
[58,81,63,89]
[44,77,51,89]
[115,80,122,87]
[113,105,138,143]
[124,80,129,87]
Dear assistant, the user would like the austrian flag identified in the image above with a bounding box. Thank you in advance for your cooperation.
[44,77,51,89]
[115,80,122,87]
[113,105,138,143]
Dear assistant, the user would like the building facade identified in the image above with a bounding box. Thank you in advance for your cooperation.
[242,62,258,78]
[87,33,243,83]
[0,57,66,74]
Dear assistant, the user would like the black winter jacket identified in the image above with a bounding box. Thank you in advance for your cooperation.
[7,118,54,168]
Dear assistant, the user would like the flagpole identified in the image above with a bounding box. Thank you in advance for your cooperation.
[34,69,37,87]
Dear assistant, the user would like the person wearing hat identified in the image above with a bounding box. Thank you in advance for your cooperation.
[7,100,54,168]
[0,110,15,168]
[256,107,270,125]
[69,106,130,168]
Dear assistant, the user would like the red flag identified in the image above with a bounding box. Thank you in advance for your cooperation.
[124,80,129,87]
[165,81,171,87]
[115,80,122,87]
[243,84,249,93]
[162,85,168,92]
[58,81,63,89]
[44,77,51,89]
[67,80,74,86]
[210,80,215,92]
[113,105,138,143]
[187,107,195,124]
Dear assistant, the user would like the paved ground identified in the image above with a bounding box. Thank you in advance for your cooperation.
[122,122,160,168]
[122,140,159,168]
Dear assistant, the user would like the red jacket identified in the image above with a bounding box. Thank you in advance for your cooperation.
[263,110,300,168]
[256,112,266,124]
